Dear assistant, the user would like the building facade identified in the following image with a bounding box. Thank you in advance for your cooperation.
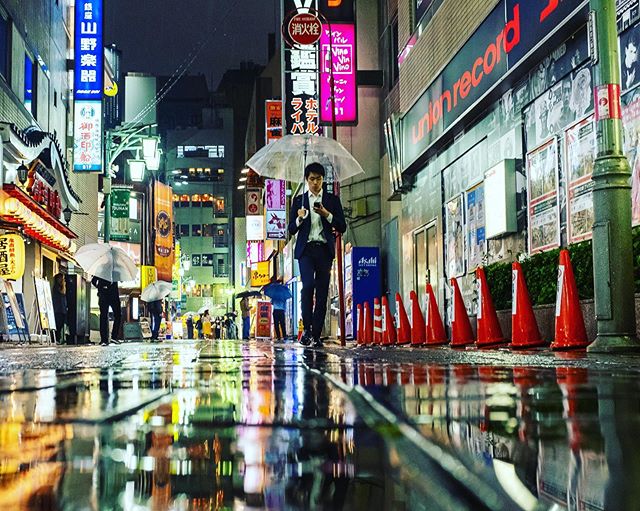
[382,0,639,325]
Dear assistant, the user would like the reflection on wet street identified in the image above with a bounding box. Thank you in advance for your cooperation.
[0,340,639,510]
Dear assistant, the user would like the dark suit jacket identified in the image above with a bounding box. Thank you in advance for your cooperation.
[288,190,346,259]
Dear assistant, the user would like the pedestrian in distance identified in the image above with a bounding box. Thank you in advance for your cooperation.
[240,297,251,340]
[201,310,212,339]
[288,162,347,348]
[148,299,163,341]
[51,273,68,344]
[263,276,292,341]
[91,276,122,346]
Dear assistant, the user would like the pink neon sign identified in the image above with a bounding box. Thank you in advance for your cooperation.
[320,23,357,125]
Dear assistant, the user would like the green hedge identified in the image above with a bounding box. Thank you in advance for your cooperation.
[485,227,640,310]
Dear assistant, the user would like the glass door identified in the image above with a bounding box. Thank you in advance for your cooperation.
[413,222,438,307]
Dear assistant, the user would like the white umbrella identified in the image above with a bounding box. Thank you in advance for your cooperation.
[198,306,211,314]
[246,134,365,183]
[75,243,137,283]
[140,281,172,303]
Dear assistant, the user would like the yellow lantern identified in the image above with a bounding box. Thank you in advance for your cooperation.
[0,234,25,280]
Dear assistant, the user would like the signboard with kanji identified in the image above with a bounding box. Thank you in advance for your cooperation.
[251,261,271,287]
[255,300,273,339]
[245,188,262,216]
[73,101,103,172]
[265,100,283,145]
[283,0,320,135]
[288,13,322,46]
[0,235,25,280]
[74,0,103,100]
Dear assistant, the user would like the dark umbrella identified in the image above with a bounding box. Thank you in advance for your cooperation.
[236,290,262,299]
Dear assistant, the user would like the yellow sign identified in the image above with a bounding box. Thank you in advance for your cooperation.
[141,265,157,289]
[250,261,270,287]
[0,234,25,280]
[104,81,118,97]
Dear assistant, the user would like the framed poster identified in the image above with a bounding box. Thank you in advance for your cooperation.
[34,278,56,330]
[526,138,560,253]
[465,182,486,270]
[445,194,465,278]
[565,116,596,243]
[621,88,640,226]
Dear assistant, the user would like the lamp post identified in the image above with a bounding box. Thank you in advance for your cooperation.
[587,0,640,352]
[103,124,160,242]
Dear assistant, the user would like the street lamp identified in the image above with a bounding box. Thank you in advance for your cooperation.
[128,159,147,182]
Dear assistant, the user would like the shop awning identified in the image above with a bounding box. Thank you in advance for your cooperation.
[1,185,77,252]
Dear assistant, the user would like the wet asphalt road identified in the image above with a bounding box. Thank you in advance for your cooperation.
[0,339,639,510]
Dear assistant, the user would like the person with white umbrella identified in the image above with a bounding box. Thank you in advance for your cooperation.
[288,162,346,348]
[75,243,137,346]
[141,281,172,341]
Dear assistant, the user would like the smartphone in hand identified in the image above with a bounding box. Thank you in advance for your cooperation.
[314,201,322,209]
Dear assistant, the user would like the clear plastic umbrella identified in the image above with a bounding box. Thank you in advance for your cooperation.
[245,134,365,183]
[140,281,172,302]
[74,243,137,283]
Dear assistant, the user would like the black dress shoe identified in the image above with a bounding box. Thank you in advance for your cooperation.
[100,341,109,346]
[311,337,323,348]
[300,331,313,346]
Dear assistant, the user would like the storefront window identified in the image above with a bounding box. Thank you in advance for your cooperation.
[0,12,8,80]
[213,226,228,248]
[191,224,202,237]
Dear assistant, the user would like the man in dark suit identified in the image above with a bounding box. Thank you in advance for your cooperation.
[288,162,346,348]
[91,276,121,346]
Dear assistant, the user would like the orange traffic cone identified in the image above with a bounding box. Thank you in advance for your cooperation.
[424,283,447,346]
[363,301,373,345]
[551,250,589,350]
[409,290,426,345]
[373,298,383,345]
[395,293,412,345]
[450,278,474,347]
[381,296,397,345]
[356,303,364,345]
[511,262,546,349]
[475,267,507,347]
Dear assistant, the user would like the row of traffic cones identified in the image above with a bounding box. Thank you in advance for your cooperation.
[356,249,589,350]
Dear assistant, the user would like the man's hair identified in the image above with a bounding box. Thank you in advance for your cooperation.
[304,162,325,179]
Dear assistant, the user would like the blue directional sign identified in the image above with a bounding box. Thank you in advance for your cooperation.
[74,0,103,100]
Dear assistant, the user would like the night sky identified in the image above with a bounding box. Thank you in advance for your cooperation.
[105,0,279,90]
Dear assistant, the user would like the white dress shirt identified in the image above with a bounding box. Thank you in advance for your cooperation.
[296,190,333,243]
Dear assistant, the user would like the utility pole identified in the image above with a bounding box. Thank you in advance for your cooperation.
[588,0,640,352]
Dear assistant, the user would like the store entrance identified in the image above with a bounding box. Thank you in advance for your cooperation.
[413,222,438,309]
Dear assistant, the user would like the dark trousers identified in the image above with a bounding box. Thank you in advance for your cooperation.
[299,242,333,339]
[273,309,286,340]
[55,313,66,344]
[151,312,162,339]
[242,316,251,339]
[99,295,121,343]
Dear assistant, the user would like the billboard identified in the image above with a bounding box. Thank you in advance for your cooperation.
[154,182,174,282]
[320,23,357,124]
[74,0,103,100]
[266,100,283,144]
[73,101,103,172]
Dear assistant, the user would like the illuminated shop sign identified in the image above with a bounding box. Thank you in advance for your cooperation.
[74,0,103,100]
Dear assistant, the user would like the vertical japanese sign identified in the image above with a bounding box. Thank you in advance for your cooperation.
[73,0,103,173]
[154,182,174,282]
[0,234,25,280]
[282,0,320,135]
[265,100,283,144]
[319,23,357,124]
[110,188,130,242]
[265,179,287,240]
[245,188,263,216]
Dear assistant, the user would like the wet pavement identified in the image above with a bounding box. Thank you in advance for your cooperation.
[0,340,639,510]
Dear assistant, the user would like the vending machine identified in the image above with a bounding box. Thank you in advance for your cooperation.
[344,247,380,339]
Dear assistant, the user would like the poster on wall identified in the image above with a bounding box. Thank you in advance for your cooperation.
[527,138,560,253]
[465,183,486,270]
[445,194,465,278]
[620,23,640,92]
[565,116,596,243]
[621,88,640,226]
[34,278,56,331]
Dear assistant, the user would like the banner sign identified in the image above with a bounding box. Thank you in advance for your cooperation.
[154,182,174,282]
[141,265,157,290]
[247,241,264,265]
[319,0,355,22]
[265,179,286,210]
[401,0,586,169]
[0,234,25,280]
[320,23,357,125]
[74,0,103,100]
[265,179,287,240]
[245,188,262,216]
[266,210,287,239]
[251,262,271,287]
[266,100,283,144]
[246,215,265,241]
[283,0,320,135]
[73,101,103,172]
[110,188,130,241]
[255,300,273,338]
